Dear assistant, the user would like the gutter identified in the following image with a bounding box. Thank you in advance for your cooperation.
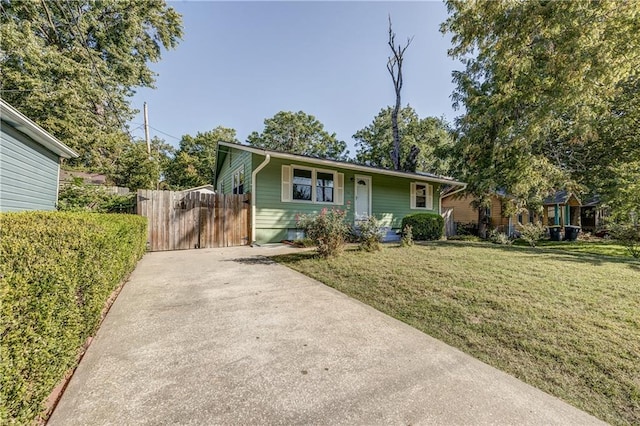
[250,153,271,246]
[439,183,467,215]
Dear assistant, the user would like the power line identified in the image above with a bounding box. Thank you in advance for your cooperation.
[131,121,181,141]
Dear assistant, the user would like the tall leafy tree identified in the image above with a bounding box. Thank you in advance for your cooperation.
[441,0,640,225]
[165,127,238,190]
[0,0,183,172]
[112,137,174,191]
[354,106,453,175]
[247,111,348,160]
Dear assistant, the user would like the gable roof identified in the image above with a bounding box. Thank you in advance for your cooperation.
[216,141,466,187]
[1,98,78,159]
[542,190,581,206]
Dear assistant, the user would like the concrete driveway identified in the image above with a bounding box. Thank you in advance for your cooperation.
[49,247,603,425]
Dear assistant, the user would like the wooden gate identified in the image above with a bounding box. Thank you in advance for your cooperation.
[136,190,250,251]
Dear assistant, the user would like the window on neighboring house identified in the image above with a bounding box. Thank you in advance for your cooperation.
[282,165,343,204]
[293,168,312,201]
[232,167,244,194]
[410,182,434,210]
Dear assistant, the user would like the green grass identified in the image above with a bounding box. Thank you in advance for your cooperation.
[514,238,633,258]
[273,242,640,425]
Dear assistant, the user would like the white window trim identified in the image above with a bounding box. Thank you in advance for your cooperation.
[232,166,244,194]
[410,181,434,210]
[282,165,344,205]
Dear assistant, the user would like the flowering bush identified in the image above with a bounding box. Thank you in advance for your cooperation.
[357,216,383,252]
[297,208,349,258]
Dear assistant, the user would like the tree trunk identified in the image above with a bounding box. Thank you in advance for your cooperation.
[387,16,412,171]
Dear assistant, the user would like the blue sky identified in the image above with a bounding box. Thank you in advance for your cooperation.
[129,1,461,155]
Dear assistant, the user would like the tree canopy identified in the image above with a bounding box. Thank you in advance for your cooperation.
[0,0,183,173]
[247,111,348,160]
[164,127,238,190]
[354,106,453,175]
[441,0,640,219]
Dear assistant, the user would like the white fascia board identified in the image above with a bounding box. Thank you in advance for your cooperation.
[1,99,79,159]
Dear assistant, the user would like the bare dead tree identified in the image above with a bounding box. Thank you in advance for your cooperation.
[387,16,413,170]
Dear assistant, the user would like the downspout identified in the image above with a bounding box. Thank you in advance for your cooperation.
[439,183,468,215]
[251,154,271,246]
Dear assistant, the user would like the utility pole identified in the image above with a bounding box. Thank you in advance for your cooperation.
[144,102,151,154]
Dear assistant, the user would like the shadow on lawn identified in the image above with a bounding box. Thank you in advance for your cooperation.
[420,240,640,270]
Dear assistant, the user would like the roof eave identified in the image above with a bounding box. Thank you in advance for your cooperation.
[217,141,466,187]
[1,99,79,159]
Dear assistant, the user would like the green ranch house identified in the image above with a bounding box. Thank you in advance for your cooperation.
[214,141,466,245]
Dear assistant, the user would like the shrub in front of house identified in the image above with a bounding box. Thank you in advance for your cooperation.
[400,224,414,247]
[609,222,640,258]
[401,213,444,241]
[357,215,383,252]
[0,211,147,424]
[519,222,546,247]
[297,208,349,258]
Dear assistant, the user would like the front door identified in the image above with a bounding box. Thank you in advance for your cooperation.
[354,175,371,221]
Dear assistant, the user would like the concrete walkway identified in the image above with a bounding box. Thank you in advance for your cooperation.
[49,247,604,425]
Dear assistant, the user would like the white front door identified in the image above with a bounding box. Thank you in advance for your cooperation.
[354,175,371,221]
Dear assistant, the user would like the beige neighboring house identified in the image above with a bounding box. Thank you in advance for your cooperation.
[441,191,536,237]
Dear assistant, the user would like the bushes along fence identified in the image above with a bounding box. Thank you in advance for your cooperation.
[0,212,147,424]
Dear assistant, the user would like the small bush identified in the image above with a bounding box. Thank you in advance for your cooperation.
[489,230,513,245]
[357,216,383,252]
[609,222,640,258]
[401,213,444,241]
[58,178,134,213]
[400,224,414,247]
[455,222,479,236]
[297,208,349,258]
[520,222,546,247]
[0,212,147,424]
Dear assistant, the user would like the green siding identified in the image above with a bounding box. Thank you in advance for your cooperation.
[253,155,440,244]
[0,123,60,212]
[216,147,252,195]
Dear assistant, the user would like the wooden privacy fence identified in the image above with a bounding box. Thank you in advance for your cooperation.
[136,190,250,251]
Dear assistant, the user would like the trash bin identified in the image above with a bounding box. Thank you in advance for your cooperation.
[563,225,580,241]
[549,226,562,241]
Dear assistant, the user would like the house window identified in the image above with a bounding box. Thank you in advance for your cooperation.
[316,172,334,203]
[410,182,433,210]
[293,168,312,201]
[282,165,343,204]
[232,167,244,194]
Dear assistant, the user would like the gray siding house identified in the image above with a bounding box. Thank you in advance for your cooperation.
[1,99,78,212]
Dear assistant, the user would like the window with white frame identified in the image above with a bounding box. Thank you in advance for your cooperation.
[232,167,245,194]
[282,165,343,204]
[315,171,334,203]
[410,182,434,210]
[293,168,312,201]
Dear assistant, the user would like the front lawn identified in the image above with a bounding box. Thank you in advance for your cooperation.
[514,238,633,258]
[273,242,640,425]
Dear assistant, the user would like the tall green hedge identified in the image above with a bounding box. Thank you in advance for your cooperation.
[401,212,444,241]
[0,212,147,424]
